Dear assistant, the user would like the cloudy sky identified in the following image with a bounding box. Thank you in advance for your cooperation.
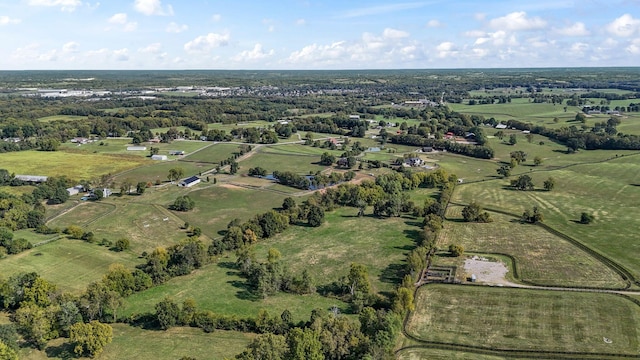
[1,0,640,70]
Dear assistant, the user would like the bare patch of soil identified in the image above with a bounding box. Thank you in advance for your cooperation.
[463,255,510,285]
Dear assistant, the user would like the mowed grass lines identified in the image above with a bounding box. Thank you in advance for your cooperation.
[255,207,418,294]
[452,154,640,282]
[0,239,141,293]
[440,207,625,288]
[406,284,640,355]
[47,202,115,229]
[0,150,147,179]
[122,260,349,323]
[172,185,288,238]
[182,143,241,163]
[239,147,330,175]
[396,348,508,360]
[112,160,211,184]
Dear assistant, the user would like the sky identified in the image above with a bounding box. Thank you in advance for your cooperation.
[1,0,640,70]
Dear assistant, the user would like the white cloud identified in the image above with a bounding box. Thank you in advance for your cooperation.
[184,32,230,53]
[554,22,589,36]
[113,48,129,61]
[569,42,589,56]
[107,13,137,32]
[488,12,547,31]
[288,41,347,64]
[62,41,79,53]
[211,14,222,22]
[232,43,274,61]
[138,43,162,54]
[166,22,188,33]
[296,18,306,26]
[474,31,517,46]
[464,30,485,37]
[426,19,442,28]
[134,0,173,16]
[0,16,21,25]
[626,39,640,54]
[382,28,409,39]
[27,0,82,11]
[606,14,640,37]
[435,42,457,58]
[262,18,275,32]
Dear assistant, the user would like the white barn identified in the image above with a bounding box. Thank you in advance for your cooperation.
[151,155,168,161]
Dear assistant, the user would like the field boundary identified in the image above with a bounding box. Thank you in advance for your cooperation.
[397,283,640,359]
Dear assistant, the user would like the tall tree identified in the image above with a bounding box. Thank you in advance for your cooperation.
[69,321,113,358]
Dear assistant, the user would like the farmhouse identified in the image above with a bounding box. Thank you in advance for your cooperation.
[127,146,147,151]
[179,175,201,187]
[14,175,48,183]
[66,185,85,196]
[405,157,424,167]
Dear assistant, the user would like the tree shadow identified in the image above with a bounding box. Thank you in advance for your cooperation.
[403,220,422,228]
[402,229,421,243]
[127,312,161,330]
[379,263,406,285]
[227,280,262,301]
[217,261,236,269]
[44,342,75,359]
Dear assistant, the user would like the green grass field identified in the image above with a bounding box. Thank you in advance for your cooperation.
[254,207,418,294]
[406,284,640,355]
[111,160,212,184]
[396,347,509,360]
[61,139,210,157]
[438,208,625,288]
[37,115,87,122]
[181,142,241,163]
[122,260,350,323]
[0,239,141,293]
[19,324,253,360]
[169,185,288,238]
[47,202,116,229]
[239,150,328,175]
[0,150,147,180]
[452,154,640,282]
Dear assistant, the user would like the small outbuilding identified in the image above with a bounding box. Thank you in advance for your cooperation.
[179,176,201,187]
[127,146,147,151]
[151,155,168,161]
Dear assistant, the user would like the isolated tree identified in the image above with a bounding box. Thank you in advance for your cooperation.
[533,156,543,166]
[494,130,505,139]
[69,320,113,358]
[543,177,556,191]
[525,133,534,143]
[496,164,511,178]
[114,238,130,252]
[510,150,527,164]
[511,174,534,190]
[580,212,595,224]
[306,204,325,227]
[171,195,195,211]
[347,263,372,297]
[320,152,336,166]
[136,181,146,195]
[168,167,184,183]
[448,244,464,257]
[508,134,517,145]
[461,202,492,223]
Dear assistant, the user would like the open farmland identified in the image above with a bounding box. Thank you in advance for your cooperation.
[254,207,419,294]
[181,142,240,163]
[452,154,640,283]
[439,207,626,288]
[111,160,212,184]
[0,239,141,293]
[121,260,350,323]
[19,324,253,360]
[406,284,640,355]
[0,150,147,180]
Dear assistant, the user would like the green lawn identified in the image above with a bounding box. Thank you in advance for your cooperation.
[182,142,241,163]
[0,239,141,293]
[122,260,349,323]
[111,160,212,184]
[452,154,640,282]
[61,139,210,157]
[396,347,509,360]
[169,185,288,238]
[37,115,87,122]
[20,324,253,360]
[438,208,625,288]
[0,150,147,180]
[47,202,116,229]
[255,207,418,294]
[406,284,640,355]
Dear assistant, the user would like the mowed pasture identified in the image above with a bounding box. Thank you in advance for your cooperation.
[406,284,640,355]
[439,208,625,288]
[396,347,509,360]
[452,154,640,282]
[254,207,418,294]
[19,324,253,360]
[239,149,329,175]
[0,150,147,180]
[122,260,350,323]
[182,142,242,163]
[61,138,210,157]
[111,160,212,184]
[47,201,115,229]
[171,185,289,238]
[0,239,141,293]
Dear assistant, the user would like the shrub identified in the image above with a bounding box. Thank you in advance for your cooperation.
[114,238,130,251]
[580,212,595,224]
